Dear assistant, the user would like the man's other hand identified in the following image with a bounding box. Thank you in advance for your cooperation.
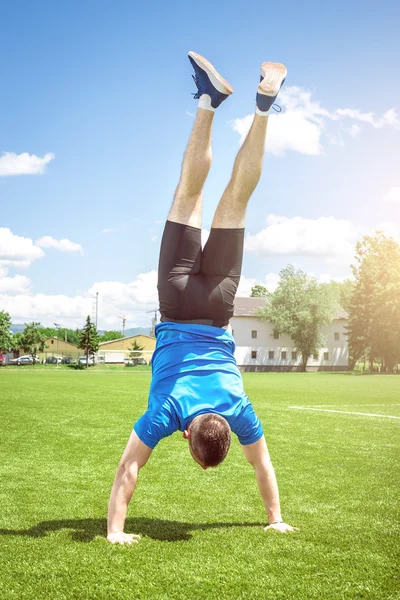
[107,531,141,545]
[264,522,299,533]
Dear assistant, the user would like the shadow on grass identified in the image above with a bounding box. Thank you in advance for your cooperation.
[0,517,263,542]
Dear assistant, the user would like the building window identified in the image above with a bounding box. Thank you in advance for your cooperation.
[324,352,329,361]
[51,340,54,344]
[313,353,319,361]
[291,351,297,360]
[281,351,287,360]
[251,330,257,339]
[334,332,340,341]
[273,331,279,340]
[268,350,274,360]
[251,350,257,359]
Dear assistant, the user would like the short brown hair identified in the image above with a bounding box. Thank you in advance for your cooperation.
[190,414,231,467]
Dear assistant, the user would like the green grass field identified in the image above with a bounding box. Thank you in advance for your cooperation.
[1,370,399,600]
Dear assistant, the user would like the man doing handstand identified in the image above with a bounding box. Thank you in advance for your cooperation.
[108,52,296,544]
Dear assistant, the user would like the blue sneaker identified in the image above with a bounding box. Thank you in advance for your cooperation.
[188,51,233,109]
[256,62,287,114]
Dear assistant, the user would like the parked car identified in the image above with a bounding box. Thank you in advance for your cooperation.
[45,356,63,364]
[9,355,35,365]
[61,356,75,365]
[124,357,147,367]
[78,355,96,366]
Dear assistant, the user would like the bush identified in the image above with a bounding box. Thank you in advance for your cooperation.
[68,362,86,370]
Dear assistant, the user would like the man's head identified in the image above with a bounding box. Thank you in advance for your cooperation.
[183,413,231,469]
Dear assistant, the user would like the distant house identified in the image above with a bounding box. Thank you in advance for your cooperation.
[98,334,156,364]
[15,337,82,362]
[231,297,348,371]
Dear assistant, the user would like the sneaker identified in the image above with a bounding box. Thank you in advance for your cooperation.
[188,51,233,109]
[256,62,287,113]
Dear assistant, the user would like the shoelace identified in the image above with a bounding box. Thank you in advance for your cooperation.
[192,74,202,99]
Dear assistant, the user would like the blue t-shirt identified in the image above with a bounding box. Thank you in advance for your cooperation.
[133,322,263,449]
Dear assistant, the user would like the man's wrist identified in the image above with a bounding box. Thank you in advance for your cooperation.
[270,520,283,525]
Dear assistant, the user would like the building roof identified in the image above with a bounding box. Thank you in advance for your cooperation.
[233,297,348,320]
[233,297,268,316]
[99,334,156,347]
[45,337,80,349]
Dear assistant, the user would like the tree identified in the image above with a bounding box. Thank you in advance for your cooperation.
[20,322,47,364]
[348,232,400,372]
[323,279,354,314]
[99,330,124,343]
[10,332,24,351]
[130,339,144,365]
[37,326,81,346]
[78,316,100,367]
[0,311,13,353]
[257,265,338,371]
[250,285,269,298]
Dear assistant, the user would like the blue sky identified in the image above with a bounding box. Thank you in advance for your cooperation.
[1,0,399,328]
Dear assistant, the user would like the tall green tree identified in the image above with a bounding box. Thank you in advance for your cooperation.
[348,232,400,372]
[250,284,269,298]
[99,330,124,343]
[0,311,13,353]
[10,332,24,351]
[78,316,100,367]
[323,279,354,314]
[257,266,338,371]
[130,339,144,365]
[20,322,47,364]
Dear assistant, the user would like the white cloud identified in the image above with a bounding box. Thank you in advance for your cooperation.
[101,227,119,234]
[336,107,400,129]
[383,187,400,203]
[233,86,326,156]
[245,214,400,266]
[347,124,361,138]
[245,215,360,264]
[0,152,55,176]
[0,228,45,269]
[0,274,31,294]
[1,270,159,329]
[0,228,84,271]
[36,236,83,254]
[237,273,280,296]
[232,85,399,156]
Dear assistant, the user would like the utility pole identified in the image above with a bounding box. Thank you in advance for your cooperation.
[96,292,99,329]
[54,323,61,363]
[117,315,127,336]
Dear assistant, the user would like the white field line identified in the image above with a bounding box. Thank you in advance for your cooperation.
[289,406,400,420]
[314,404,400,407]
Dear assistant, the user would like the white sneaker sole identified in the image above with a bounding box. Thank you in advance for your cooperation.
[258,62,287,97]
[188,51,233,95]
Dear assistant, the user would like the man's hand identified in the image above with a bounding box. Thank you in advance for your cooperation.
[264,522,299,533]
[107,531,141,545]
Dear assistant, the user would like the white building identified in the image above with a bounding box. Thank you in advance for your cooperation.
[231,297,348,371]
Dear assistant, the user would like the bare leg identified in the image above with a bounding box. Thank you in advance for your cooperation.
[167,108,214,228]
[212,114,268,228]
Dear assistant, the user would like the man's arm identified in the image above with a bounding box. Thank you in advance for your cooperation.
[107,429,152,544]
[242,436,298,533]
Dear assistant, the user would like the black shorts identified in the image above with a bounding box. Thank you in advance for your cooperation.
[158,221,244,328]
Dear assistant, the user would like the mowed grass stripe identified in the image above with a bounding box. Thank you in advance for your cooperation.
[0,370,399,600]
